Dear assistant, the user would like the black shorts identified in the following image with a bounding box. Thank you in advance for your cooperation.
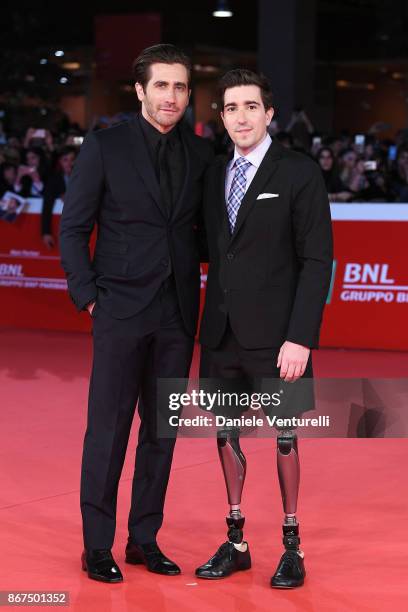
[199,320,315,420]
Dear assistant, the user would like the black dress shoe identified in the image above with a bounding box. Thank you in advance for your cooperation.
[270,549,305,588]
[270,524,305,588]
[81,549,123,583]
[195,541,251,579]
[125,541,181,575]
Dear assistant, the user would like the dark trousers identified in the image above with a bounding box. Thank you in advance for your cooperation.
[80,277,194,549]
[200,319,314,419]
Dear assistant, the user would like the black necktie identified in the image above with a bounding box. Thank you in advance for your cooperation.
[157,136,172,216]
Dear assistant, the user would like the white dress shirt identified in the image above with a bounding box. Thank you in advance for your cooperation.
[225,132,272,202]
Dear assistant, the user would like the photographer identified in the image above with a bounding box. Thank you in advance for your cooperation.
[349,157,392,202]
[14,147,49,197]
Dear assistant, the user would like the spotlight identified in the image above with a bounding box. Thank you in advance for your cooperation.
[59,76,68,84]
[55,50,64,57]
[213,0,233,18]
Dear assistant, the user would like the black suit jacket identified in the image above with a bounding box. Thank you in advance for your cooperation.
[59,116,213,336]
[199,139,333,349]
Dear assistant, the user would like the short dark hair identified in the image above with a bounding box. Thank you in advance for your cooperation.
[132,44,192,89]
[57,145,78,158]
[317,146,334,160]
[218,69,274,110]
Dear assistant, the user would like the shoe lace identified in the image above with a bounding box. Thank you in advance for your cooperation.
[213,542,232,562]
[280,550,300,573]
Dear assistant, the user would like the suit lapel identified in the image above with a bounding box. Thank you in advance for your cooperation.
[128,116,166,218]
[228,139,284,244]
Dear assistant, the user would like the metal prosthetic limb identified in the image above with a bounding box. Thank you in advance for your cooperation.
[217,428,247,546]
[277,428,299,524]
[276,428,303,554]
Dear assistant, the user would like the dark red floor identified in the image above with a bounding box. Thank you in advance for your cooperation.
[1,328,407,611]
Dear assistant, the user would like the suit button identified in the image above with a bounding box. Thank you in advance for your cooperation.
[224,289,228,294]
[161,259,169,267]
[226,252,234,260]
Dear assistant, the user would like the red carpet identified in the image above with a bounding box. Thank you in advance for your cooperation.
[1,328,407,611]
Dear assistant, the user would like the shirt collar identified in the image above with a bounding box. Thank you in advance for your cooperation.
[139,112,179,148]
[232,132,272,169]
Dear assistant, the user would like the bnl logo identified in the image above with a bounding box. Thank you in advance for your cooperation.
[326,262,395,304]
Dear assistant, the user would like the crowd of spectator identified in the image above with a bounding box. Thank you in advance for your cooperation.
[0,121,83,242]
[1,108,408,247]
[269,110,408,204]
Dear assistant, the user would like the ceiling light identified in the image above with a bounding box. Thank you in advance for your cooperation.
[213,1,233,17]
[62,62,80,70]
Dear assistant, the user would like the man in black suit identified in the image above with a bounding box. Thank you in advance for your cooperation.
[59,44,213,583]
[195,70,333,587]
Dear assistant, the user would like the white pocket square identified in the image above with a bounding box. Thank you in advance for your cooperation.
[256,193,279,200]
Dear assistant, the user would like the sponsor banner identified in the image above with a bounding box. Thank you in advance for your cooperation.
[321,205,408,349]
[0,200,407,348]
[0,199,90,332]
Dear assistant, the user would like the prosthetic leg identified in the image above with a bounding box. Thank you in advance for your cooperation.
[195,428,252,579]
[270,428,306,588]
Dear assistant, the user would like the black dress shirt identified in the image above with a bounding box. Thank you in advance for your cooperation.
[138,113,185,215]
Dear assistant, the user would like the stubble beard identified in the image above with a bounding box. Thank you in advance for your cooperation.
[144,99,183,131]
